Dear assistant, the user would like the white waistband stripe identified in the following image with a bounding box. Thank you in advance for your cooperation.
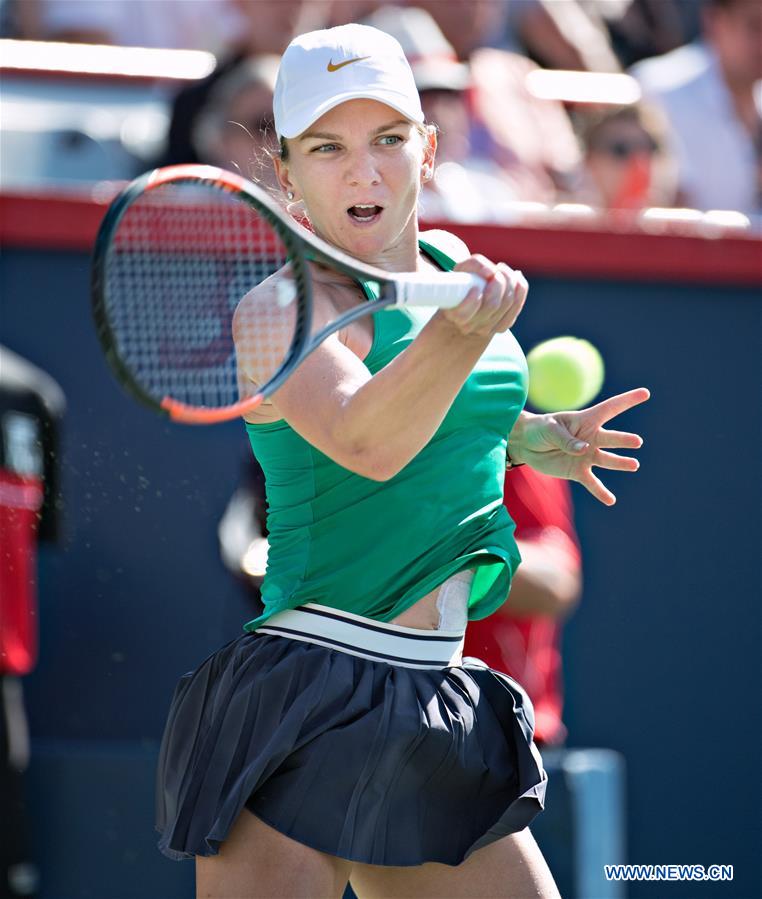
[256,603,465,669]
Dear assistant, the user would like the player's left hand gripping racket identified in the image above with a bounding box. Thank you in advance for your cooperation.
[91,165,484,424]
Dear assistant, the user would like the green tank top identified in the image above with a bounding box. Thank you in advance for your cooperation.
[243,237,528,630]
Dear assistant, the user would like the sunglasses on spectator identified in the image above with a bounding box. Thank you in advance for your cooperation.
[591,137,659,159]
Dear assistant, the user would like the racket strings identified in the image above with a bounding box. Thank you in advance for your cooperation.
[105,182,296,409]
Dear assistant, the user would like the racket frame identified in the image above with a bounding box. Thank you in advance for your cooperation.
[92,165,476,424]
[92,165,319,422]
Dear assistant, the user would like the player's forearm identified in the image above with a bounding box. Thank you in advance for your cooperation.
[333,313,490,480]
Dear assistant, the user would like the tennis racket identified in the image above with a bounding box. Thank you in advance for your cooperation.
[91,164,484,425]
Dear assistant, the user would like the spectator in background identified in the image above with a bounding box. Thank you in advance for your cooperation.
[605,0,697,68]
[410,0,631,73]
[0,347,65,899]
[466,48,582,202]
[364,5,521,221]
[190,55,280,189]
[367,5,581,209]
[327,0,386,28]
[464,467,581,748]
[417,85,523,222]
[406,0,509,62]
[503,0,623,73]
[572,103,680,211]
[630,0,762,217]
[501,0,697,72]
[6,0,243,53]
[159,0,326,166]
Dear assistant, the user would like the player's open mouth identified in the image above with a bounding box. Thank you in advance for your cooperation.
[347,204,383,224]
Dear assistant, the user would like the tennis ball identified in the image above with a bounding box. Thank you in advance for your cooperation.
[526,337,605,412]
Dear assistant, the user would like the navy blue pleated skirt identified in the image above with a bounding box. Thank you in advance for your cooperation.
[155,617,547,866]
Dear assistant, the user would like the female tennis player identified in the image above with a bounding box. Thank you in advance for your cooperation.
[156,24,648,899]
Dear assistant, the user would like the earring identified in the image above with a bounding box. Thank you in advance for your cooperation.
[422,167,432,181]
[287,191,295,200]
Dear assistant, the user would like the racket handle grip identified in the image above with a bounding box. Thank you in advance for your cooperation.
[395,272,487,308]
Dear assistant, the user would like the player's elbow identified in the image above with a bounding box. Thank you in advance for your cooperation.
[339,445,404,481]
[357,465,398,482]
[328,417,408,481]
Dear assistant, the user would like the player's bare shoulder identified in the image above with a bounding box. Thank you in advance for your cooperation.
[233,264,295,329]
[420,229,470,265]
[232,260,352,386]
[233,263,299,388]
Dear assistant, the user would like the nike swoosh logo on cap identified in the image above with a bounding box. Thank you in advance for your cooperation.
[327,56,370,72]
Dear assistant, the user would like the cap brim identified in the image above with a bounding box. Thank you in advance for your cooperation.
[277,89,425,139]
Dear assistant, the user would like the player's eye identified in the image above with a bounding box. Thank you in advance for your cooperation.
[378,135,403,146]
[311,143,340,153]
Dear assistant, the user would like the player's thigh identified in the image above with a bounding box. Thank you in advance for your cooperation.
[350,827,560,899]
[195,808,352,899]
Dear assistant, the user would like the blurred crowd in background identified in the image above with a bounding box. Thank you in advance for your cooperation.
[1,0,760,227]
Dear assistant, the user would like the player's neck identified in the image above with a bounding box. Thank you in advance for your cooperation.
[361,218,422,274]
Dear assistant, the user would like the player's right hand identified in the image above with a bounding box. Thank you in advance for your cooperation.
[441,255,528,338]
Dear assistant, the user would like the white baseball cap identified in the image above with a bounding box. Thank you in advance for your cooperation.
[273,23,425,140]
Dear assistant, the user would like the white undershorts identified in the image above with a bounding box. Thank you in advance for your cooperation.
[436,569,473,631]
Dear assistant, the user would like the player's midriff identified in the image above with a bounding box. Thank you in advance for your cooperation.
[391,569,473,630]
